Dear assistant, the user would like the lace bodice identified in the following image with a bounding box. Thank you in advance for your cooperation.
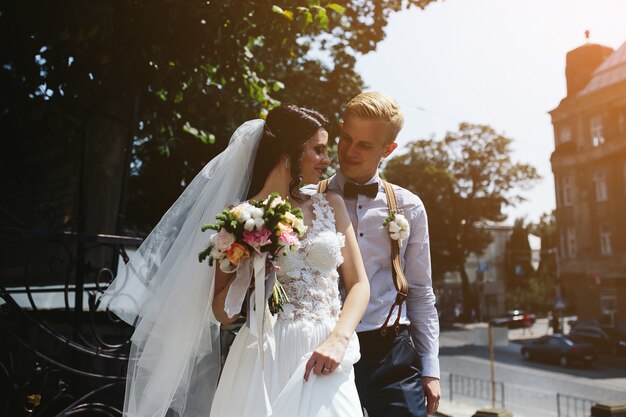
[275,193,345,323]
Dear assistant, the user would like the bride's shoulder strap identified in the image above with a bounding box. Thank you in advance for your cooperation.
[311,191,335,228]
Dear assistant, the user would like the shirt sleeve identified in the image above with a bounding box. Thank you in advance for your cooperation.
[404,196,440,379]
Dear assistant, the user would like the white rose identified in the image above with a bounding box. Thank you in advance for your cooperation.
[253,217,265,230]
[399,230,409,240]
[214,228,236,251]
[390,232,401,241]
[388,221,401,233]
[244,218,256,231]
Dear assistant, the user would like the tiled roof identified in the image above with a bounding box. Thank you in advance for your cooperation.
[578,41,626,96]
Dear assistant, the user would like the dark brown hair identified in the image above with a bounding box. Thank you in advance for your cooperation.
[247,105,329,200]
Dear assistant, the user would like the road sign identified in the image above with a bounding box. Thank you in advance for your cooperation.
[478,260,489,272]
[553,296,566,311]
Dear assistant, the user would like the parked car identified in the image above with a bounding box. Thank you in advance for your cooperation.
[568,323,626,356]
[520,334,596,367]
[490,310,536,329]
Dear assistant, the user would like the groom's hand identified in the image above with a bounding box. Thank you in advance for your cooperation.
[422,377,441,415]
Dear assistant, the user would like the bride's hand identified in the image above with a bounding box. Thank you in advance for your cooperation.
[303,332,350,381]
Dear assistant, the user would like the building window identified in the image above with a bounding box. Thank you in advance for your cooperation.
[593,170,608,202]
[561,175,573,206]
[590,116,605,147]
[559,126,572,144]
[600,226,612,256]
[567,227,577,258]
[600,288,617,326]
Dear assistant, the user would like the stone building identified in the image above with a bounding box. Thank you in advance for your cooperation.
[549,39,626,332]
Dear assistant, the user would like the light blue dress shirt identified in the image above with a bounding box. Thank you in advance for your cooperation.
[308,171,440,379]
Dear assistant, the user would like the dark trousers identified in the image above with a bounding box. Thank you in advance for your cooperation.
[355,327,426,417]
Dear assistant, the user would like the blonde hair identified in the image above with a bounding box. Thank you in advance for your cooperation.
[344,92,404,142]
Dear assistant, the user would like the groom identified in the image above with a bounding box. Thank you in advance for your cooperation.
[318,92,440,416]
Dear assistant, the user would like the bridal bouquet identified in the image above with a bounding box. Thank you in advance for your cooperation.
[199,193,307,314]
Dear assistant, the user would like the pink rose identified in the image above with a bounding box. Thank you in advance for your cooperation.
[278,230,299,247]
[243,228,272,249]
[215,228,236,252]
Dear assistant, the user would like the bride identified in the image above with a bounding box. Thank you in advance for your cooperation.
[100,104,369,417]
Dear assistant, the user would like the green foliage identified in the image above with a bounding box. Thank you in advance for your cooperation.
[504,213,559,314]
[384,123,541,316]
[505,218,535,286]
[0,0,439,232]
[531,211,558,278]
[506,276,556,315]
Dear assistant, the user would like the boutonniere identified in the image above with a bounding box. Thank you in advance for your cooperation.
[383,209,410,247]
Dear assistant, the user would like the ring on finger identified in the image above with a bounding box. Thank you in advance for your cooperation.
[322,366,331,374]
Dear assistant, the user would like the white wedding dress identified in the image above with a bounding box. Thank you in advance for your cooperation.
[210,193,362,417]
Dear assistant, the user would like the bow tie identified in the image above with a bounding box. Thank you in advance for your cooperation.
[344,182,379,199]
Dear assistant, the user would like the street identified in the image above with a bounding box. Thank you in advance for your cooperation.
[439,320,626,417]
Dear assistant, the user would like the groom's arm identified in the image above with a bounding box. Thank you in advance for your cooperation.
[403,198,440,380]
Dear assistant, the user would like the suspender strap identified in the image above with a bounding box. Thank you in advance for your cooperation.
[380,180,409,336]
[317,179,329,194]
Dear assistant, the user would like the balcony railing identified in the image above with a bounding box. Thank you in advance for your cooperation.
[0,228,142,417]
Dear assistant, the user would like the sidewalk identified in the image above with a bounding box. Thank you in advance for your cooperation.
[436,401,492,417]
[435,317,574,417]
[437,401,533,417]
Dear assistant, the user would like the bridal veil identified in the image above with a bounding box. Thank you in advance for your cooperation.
[99,119,265,417]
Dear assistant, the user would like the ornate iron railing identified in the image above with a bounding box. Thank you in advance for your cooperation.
[0,228,142,417]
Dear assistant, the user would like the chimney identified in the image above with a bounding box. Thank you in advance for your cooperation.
[565,32,613,97]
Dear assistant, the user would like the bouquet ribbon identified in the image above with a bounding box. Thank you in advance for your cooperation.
[223,253,276,414]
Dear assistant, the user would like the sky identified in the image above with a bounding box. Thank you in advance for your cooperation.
[356,0,626,224]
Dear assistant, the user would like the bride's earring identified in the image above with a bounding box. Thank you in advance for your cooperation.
[285,159,291,167]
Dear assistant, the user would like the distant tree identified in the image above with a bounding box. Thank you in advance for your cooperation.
[531,211,558,278]
[505,218,534,288]
[0,0,439,233]
[506,276,553,316]
[384,123,540,319]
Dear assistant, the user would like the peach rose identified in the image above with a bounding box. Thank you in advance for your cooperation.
[226,243,250,265]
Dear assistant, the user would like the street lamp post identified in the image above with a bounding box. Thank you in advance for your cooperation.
[488,322,496,408]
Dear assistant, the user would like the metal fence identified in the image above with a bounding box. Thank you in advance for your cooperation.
[448,373,505,408]
[557,393,596,417]
[447,373,599,417]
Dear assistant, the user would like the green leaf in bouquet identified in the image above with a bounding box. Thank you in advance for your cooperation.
[291,207,304,218]
[198,246,211,263]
